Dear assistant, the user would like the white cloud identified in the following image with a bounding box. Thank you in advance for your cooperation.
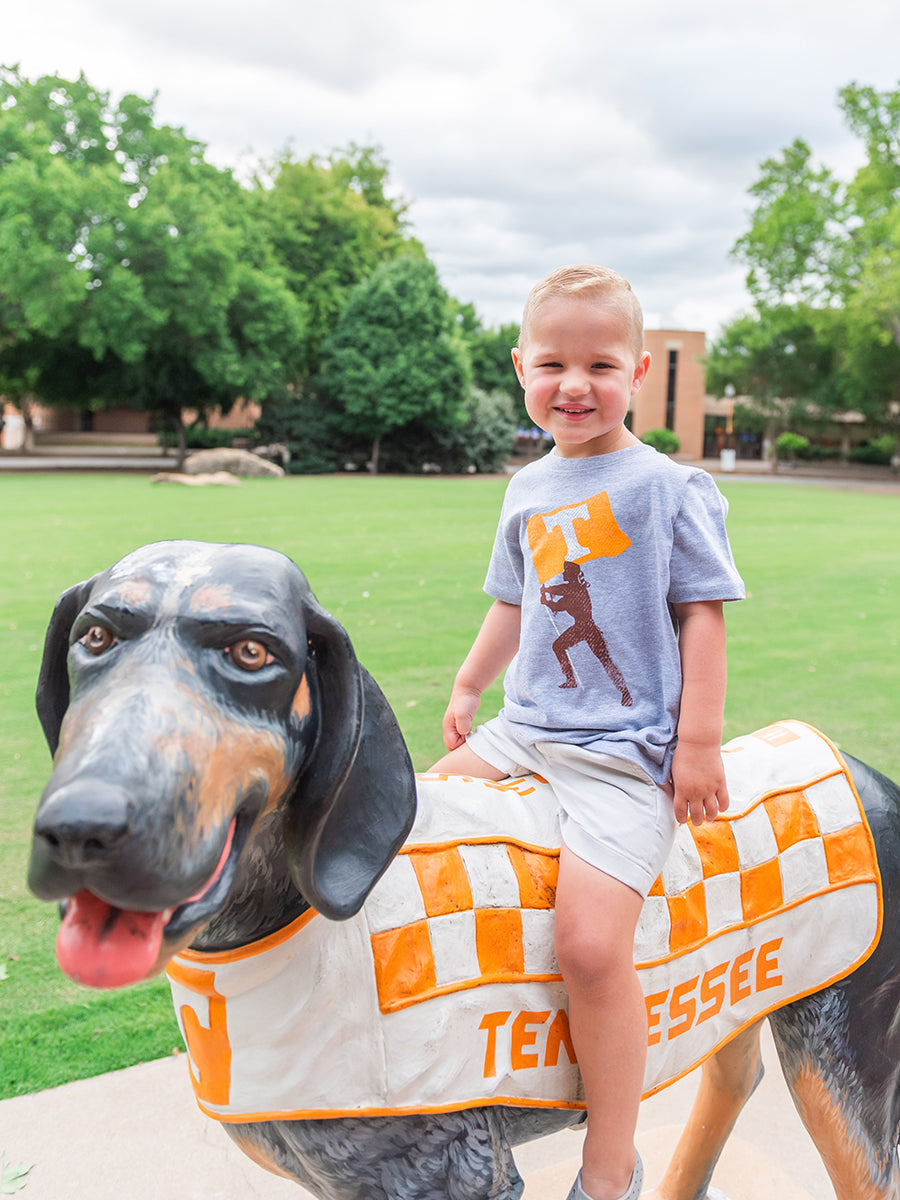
[6,0,900,335]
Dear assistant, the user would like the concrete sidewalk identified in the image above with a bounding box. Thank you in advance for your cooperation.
[0,1024,834,1199]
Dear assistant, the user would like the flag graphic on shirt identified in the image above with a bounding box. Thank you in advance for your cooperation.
[526,491,632,700]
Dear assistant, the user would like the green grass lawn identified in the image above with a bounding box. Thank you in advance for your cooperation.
[1,471,897,1098]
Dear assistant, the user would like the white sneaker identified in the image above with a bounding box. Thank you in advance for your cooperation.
[565,1153,644,1200]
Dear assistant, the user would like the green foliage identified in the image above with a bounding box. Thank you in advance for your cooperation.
[252,143,416,375]
[640,428,681,454]
[775,431,810,460]
[181,426,255,450]
[254,386,369,474]
[461,318,527,426]
[848,434,898,464]
[718,81,900,427]
[705,306,841,414]
[733,138,844,308]
[379,388,518,474]
[320,255,471,472]
[0,68,307,450]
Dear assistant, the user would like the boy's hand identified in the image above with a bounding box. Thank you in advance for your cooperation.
[442,686,482,751]
[671,739,729,826]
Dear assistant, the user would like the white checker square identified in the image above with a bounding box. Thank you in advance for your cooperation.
[365,855,427,933]
[662,830,704,894]
[522,909,559,975]
[459,843,521,908]
[703,872,744,935]
[779,838,829,904]
[429,910,480,987]
[731,803,779,869]
[806,775,859,835]
[634,895,671,963]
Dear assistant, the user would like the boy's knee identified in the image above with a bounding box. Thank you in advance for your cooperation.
[554,919,633,993]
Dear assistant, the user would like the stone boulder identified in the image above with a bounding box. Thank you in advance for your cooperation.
[153,471,241,487]
[182,448,285,478]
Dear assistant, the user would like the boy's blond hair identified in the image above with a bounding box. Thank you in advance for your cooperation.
[518,264,644,358]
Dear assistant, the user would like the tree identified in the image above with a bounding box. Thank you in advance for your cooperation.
[462,316,527,427]
[0,68,307,462]
[319,255,471,473]
[713,82,900,432]
[251,144,416,378]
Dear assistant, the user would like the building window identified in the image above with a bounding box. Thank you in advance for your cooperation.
[666,350,678,431]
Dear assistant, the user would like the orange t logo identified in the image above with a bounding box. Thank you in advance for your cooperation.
[167,960,232,1107]
[527,492,631,585]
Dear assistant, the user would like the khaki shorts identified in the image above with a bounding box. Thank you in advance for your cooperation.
[467,718,677,898]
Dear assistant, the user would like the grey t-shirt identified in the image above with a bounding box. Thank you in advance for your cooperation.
[484,443,745,783]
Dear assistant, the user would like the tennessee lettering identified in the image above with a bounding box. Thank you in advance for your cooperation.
[645,938,783,1045]
[480,1009,577,1077]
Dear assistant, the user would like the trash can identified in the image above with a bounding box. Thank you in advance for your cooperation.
[720,448,736,472]
[1,412,25,450]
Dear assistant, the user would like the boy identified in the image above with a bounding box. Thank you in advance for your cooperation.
[431,265,744,1200]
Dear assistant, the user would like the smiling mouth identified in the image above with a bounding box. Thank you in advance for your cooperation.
[55,813,248,988]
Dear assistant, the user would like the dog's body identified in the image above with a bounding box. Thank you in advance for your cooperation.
[28,541,900,1199]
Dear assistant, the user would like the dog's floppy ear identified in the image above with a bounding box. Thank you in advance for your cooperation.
[35,578,99,756]
[283,598,417,920]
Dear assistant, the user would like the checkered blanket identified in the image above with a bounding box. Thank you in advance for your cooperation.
[168,721,881,1120]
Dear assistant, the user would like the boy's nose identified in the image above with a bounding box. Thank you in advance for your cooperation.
[560,370,590,396]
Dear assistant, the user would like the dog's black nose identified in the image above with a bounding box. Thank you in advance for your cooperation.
[34,782,130,868]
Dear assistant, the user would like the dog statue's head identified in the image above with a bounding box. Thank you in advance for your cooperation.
[29,540,417,986]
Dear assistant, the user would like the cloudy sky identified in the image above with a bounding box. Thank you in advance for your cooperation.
[7,0,900,336]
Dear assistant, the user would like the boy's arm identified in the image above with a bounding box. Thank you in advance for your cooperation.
[442,599,521,751]
[670,599,729,826]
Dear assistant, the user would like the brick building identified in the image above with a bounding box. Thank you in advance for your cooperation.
[630,329,707,461]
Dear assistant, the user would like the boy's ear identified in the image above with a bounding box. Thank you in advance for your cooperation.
[511,347,525,387]
[632,350,651,393]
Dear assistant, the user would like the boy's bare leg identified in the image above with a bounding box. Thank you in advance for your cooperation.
[555,844,646,1200]
[428,743,510,780]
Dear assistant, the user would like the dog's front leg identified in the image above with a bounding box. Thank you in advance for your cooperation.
[643,1021,763,1200]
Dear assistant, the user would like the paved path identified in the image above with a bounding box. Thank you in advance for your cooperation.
[0,1025,834,1199]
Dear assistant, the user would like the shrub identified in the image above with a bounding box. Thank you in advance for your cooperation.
[776,432,810,460]
[641,428,680,454]
[380,388,518,474]
[848,435,898,466]
[182,427,255,450]
[255,389,368,475]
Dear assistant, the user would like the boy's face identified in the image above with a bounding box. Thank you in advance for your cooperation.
[511,296,650,458]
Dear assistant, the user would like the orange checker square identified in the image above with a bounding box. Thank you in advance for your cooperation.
[823,822,879,887]
[666,881,709,955]
[647,875,665,897]
[475,908,525,978]
[506,844,558,910]
[408,846,474,918]
[740,857,784,923]
[690,818,740,878]
[763,790,820,853]
[751,725,802,748]
[371,920,437,1013]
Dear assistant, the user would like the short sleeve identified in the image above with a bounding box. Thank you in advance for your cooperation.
[484,487,526,604]
[668,472,745,604]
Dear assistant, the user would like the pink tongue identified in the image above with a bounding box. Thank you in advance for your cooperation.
[57,890,166,988]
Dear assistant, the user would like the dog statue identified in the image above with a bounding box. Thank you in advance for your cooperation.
[28,541,900,1199]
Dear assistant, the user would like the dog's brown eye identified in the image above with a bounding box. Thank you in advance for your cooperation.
[226,640,272,672]
[80,626,115,656]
